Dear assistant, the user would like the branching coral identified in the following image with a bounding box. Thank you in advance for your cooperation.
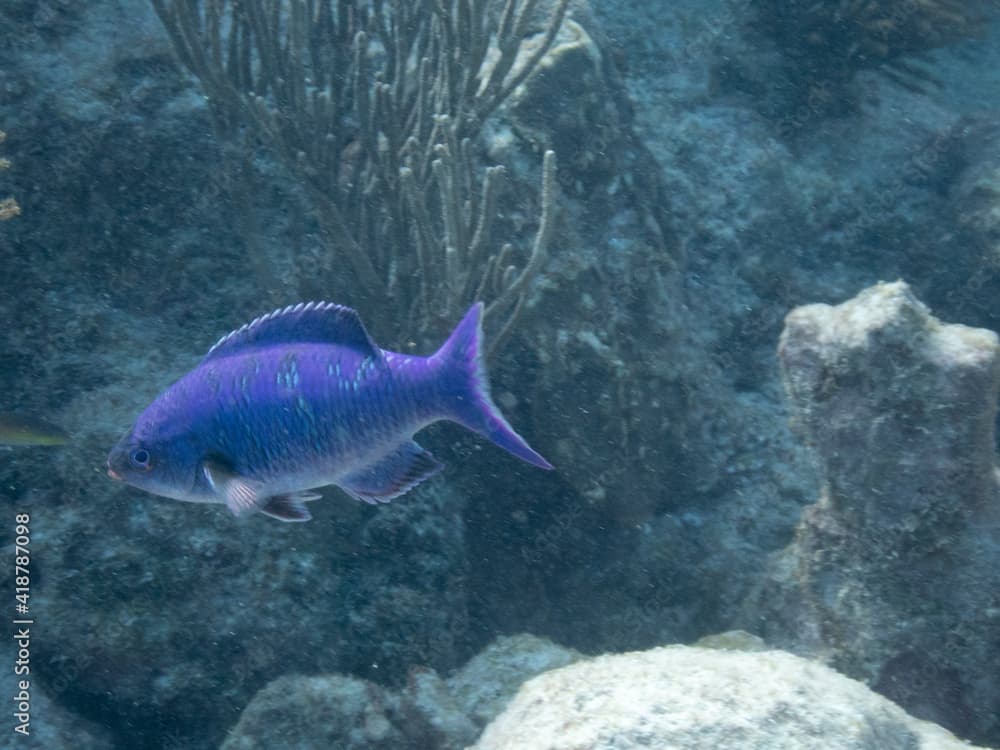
[150,0,567,346]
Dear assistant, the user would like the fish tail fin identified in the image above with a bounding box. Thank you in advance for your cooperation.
[434,303,553,470]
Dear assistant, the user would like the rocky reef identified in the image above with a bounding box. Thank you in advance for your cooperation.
[747,280,1000,740]
[743,0,994,119]
[219,634,580,750]
[217,633,986,750]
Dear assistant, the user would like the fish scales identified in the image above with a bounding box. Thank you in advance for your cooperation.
[108,302,551,522]
[206,347,430,481]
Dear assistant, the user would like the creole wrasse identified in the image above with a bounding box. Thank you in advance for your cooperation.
[0,413,70,446]
[107,302,551,522]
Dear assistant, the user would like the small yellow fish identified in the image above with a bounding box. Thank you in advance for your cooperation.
[0,413,70,446]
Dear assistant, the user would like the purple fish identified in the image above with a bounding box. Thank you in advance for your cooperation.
[107,302,551,522]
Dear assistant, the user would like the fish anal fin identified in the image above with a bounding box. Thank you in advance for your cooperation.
[339,441,443,504]
[260,493,315,522]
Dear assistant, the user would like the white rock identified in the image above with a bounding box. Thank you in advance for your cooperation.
[470,645,992,750]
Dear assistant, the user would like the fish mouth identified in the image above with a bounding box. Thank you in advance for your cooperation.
[107,466,123,481]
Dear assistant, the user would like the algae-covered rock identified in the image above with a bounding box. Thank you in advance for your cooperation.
[748,280,1000,744]
[219,634,580,749]
[219,674,403,750]
[445,633,582,728]
[0,676,115,750]
[948,117,1000,265]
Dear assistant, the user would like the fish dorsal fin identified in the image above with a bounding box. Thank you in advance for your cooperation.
[202,302,379,363]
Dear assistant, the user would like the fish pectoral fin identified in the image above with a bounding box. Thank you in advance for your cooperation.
[339,441,443,505]
[224,480,261,516]
[203,460,263,517]
[260,493,315,522]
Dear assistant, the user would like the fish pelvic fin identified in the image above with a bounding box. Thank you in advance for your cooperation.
[203,459,264,517]
[433,303,553,470]
[206,460,320,521]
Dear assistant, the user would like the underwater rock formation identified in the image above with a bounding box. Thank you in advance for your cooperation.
[497,0,693,529]
[220,673,408,750]
[746,0,995,117]
[220,634,580,750]
[471,643,985,750]
[0,680,114,749]
[749,281,1000,744]
[948,117,1000,266]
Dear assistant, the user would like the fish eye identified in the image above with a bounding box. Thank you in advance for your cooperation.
[130,448,152,470]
